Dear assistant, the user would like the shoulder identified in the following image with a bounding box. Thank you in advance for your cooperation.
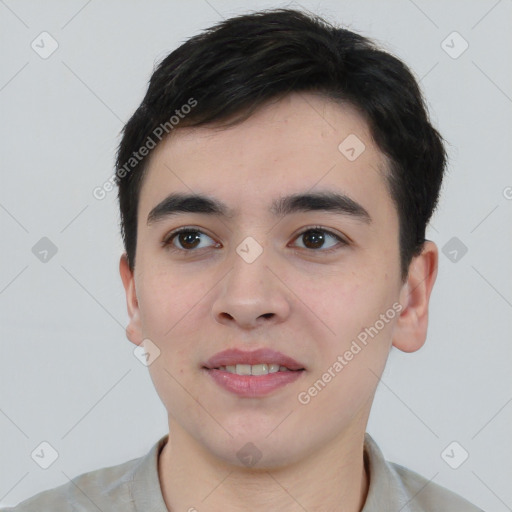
[390,461,484,512]
[363,433,484,512]
[2,458,139,512]
[2,436,168,512]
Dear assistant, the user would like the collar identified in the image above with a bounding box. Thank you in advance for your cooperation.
[128,432,442,512]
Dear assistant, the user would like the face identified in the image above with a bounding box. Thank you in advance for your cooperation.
[120,92,435,468]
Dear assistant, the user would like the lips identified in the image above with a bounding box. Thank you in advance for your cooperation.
[203,348,305,372]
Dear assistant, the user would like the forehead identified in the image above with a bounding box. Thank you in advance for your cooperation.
[138,92,393,223]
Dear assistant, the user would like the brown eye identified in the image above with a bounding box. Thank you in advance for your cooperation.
[163,229,217,252]
[293,227,346,252]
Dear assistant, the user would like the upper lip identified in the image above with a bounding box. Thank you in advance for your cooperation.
[203,348,305,371]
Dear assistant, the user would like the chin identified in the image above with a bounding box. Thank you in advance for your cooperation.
[201,428,306,470]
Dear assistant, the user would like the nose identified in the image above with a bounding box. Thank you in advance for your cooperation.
[211,248,291,330]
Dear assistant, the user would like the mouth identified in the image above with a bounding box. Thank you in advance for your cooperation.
[202,348,306,397]
[209,363,304,375]
[203,347,305,372]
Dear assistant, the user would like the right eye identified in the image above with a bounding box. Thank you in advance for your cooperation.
[162,228,219,253]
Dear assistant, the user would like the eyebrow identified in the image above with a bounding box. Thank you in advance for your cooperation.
[146,190,372,226]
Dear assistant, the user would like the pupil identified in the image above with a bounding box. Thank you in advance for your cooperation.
[304,230,324,249]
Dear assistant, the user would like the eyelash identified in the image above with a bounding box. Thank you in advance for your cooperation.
[161,225,348,255]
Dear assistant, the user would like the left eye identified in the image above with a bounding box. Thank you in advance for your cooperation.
[292,227,345,252]
[162,227,346,253]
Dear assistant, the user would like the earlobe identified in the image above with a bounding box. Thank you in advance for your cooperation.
[392,241,438,353]
[119,253,144,346]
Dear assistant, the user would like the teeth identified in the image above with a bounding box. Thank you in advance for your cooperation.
[217,363,294,375]
[236,364,252,375]
[249,363,267,376]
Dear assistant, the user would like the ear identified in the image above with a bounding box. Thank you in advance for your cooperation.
[392,241,438,353]
[119,253,144,346]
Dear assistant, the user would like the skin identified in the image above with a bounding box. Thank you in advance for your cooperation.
[120,92,438,512]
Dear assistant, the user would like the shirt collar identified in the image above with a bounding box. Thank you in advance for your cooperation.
[128,432,421,512]
[130,434,169,511]
[362,432,420,511]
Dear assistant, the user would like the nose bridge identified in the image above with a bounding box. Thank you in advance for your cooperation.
[233,242,270,293]
[225,237,276,302]
[212,235,290,327]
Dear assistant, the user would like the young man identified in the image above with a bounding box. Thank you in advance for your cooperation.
[6,8,483,512]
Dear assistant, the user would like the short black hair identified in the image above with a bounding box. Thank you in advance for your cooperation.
[115,7,446,282]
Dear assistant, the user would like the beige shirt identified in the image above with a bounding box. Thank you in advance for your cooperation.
[3,433,483,511]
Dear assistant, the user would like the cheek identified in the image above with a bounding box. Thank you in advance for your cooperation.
[137,270,214,380]
[305,270,398,358]
[138,270,201,339]
[302,272,374,330]
[139,271,201,411]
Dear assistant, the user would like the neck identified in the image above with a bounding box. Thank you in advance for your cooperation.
[158,422,369,512]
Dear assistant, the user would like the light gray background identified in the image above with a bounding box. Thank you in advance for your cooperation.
[1,1,511,510]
